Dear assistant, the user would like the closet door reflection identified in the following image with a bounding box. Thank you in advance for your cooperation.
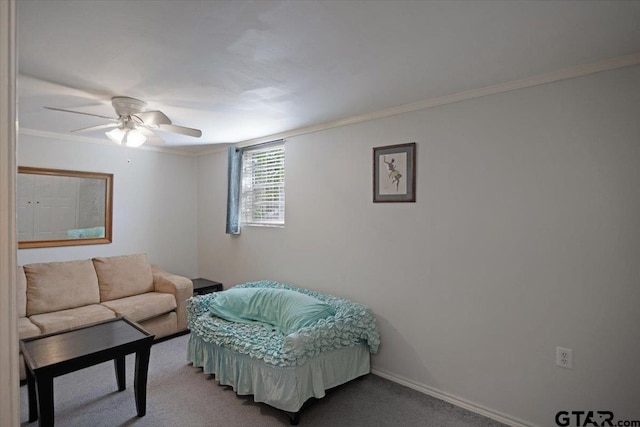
[18,167,113,248]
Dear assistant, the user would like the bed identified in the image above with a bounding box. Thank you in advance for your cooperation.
[187,281,380,424]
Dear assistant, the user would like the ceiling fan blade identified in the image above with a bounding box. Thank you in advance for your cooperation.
[44,106,118,121]
[133,110,171,125]
[157,123,202,138]
[71,123,120,133]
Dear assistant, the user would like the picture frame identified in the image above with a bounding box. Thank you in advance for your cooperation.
[373,142,416,203]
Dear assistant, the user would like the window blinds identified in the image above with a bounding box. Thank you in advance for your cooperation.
[241,142,285,226]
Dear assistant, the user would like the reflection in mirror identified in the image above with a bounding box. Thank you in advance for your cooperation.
[18,167,113,249]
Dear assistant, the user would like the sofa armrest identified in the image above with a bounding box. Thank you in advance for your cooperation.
[151,266,193,331]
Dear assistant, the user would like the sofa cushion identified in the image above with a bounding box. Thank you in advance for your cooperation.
[29,304,116,334]
[93,254,154,301]
[17,266,27,318]
[139,312,177,339]
[18,317,41,340]
[101,292,177,323]
[25,260,100,316]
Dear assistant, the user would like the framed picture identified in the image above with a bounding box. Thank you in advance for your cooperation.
[373,142,416,203]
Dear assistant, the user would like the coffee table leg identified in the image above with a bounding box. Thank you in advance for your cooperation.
[26,367,38,422]
[36,375,54,427]
[133,345,151,417]
[114,356,126,391]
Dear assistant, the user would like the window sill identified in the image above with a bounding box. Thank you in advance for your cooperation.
[242,223,285,229]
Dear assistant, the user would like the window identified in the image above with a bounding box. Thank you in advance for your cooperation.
[240,142,285,227]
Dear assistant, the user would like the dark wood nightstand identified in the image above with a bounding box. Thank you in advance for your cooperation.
[192,278,223,295]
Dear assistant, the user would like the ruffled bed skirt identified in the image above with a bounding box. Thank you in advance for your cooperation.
[188,333,371,413]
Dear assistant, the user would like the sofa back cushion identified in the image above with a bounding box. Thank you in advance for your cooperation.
[25,260,100,316]
[17,266,27,318]
[93,254,154,301]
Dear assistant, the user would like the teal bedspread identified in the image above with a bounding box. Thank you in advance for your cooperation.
[188,336,371,412]
[187,281,380,367]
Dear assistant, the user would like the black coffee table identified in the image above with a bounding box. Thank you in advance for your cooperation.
[20,317,155,427]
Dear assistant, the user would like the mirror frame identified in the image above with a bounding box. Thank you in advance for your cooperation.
[18,166,113,249]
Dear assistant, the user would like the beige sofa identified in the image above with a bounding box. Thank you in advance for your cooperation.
[18,253,193,380]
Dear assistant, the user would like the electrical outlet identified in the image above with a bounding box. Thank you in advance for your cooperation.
[556,346,573,369]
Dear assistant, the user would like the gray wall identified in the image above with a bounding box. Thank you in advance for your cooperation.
[197,65,640,426]
[16,64,640,426]
[17,135,198,278]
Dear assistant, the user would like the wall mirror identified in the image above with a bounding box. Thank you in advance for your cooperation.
[17,167,113,249]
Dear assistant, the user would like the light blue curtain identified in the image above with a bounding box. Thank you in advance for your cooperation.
[226,146,243,234]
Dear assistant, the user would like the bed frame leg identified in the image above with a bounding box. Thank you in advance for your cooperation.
[288,412,300,425]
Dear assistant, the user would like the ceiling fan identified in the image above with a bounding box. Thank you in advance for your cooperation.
[45,96,202,147]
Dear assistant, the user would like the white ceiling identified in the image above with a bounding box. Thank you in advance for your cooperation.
[17,0,640,152]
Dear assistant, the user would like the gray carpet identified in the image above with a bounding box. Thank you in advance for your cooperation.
[20,333,506,426]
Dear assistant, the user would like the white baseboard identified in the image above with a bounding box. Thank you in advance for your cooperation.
[371,367,533,427]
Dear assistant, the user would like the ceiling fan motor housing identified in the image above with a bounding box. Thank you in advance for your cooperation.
[111,96,146,117]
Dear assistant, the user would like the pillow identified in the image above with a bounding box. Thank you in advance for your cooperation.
[24,260,100,316]
[209,287,335,335]
[92,254,154,301]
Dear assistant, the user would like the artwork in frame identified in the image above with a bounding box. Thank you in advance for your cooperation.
[373,142,416,203]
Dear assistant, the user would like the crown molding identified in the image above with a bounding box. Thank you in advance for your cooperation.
[235,52,640,149]
[18,128,201,157]
[19,52,640,158]
[192,143,233,157]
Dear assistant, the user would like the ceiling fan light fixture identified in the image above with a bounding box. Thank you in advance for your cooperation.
[125,129,146,147]
[105,126,146,147]
[105,127,125,145]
